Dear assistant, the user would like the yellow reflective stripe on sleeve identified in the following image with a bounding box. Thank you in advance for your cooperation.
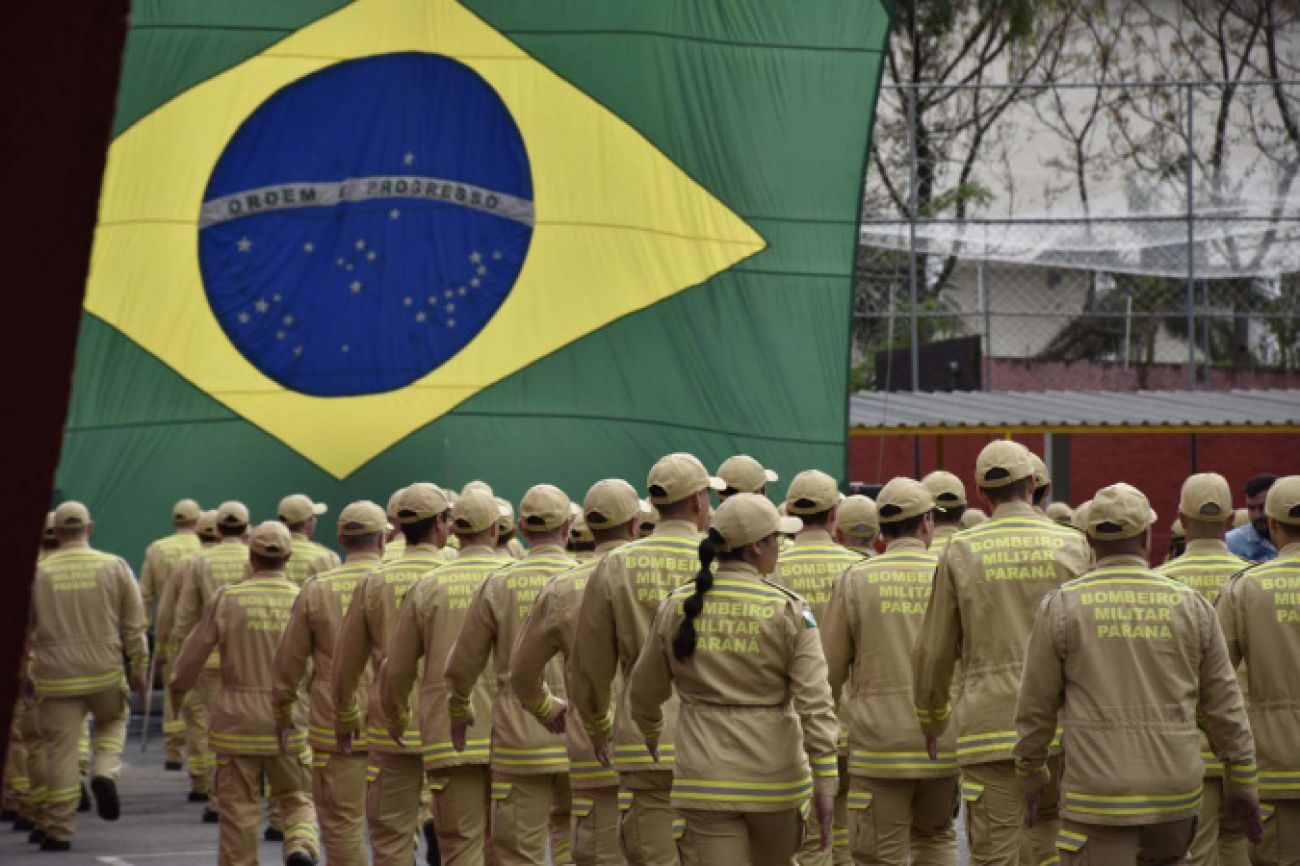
[846,791,873,810]
[618,791,633,812]
[1039,857,1060,866]
[672,818,685,840]
[1064,788,1201,816]
[960,781,985,802]
[1229,763,1258,784]
[1201,750,1225,771]
[582,708,614,736]
[672,777,812,805]
[810,755,838,778]
[365,765,379,783]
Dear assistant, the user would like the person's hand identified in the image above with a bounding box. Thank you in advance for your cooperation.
[336,721,359,755]
[451,719,468,753]
[594,741,613,768]
[541,700,567,736]
[387,722,406,750]
[131,672,147,706]
[1025,787,1042,828]
[276,719,293,756]
[1229,796,1263,845]
[645,735,660,763]
[814,792,835,851]
[925,734,939,761]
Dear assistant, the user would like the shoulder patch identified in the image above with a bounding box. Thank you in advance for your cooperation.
[802,609,818,630]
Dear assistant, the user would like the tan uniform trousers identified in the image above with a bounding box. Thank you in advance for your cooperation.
[215,753,318,866]
[367,750,426,866]
[1056,817,1196,866]
[571,786,623,866]
[1188,776,1250,866]
[78,717,91,778]
[961,759,1060,866]
[679,807,803,866]
[491,771,573,865]
[428,764,492,864]
[38,687,127,842]
[311,751,367,866]
[798,756,851,866]
[186,668,220,799]
[13,699,47,828]
[1257,801,1300,866]
[847,776,958,866]
[620,770,679,866]
[160,658,187,764]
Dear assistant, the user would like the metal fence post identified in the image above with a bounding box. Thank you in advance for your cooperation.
[907,85,921,392]
[1185,82,1196,391]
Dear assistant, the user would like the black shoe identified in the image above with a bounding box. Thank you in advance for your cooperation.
[77,783,90,813]
[187,791,209,803]
[1,810,16,821]
[91,776,120,822]
[424,820,441,866]
[264,827,284,842]
[13,818,34,831]
[165,761,184,771]
[28,829,46,844]
[202,808,219,824]
[39,837,71,852]
[285,853,314,866]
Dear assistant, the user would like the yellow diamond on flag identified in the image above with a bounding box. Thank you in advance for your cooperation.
[86,0,764,479]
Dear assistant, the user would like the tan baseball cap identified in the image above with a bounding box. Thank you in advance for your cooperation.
[711,493,801,551]
[249,520,293,558]
[1029,453,1050,489]
[386,488,405,521]
[584,479,641,529]
[52,501,91,528]
[1085,483,1157,541]
[1232,507,1249,529]
[1071,500,1092,532]
[1178,473,1232,523]
[639,501,659,528]
[495,497,515,535]
[1265,475,1300,526]
[836,495,879,539]
[278,494,327,524]
[922,471,966,509]
[1046,502,1074,525]
[216,500,250,529]
[196,510,219,541]
[461,480,493,497]
[570,518,594,544]
[172,498,201,524]
[1170,517,1185,539]
[646,453,725,505]
[42,510,56,541]
[394,483,450,524]
[785,469,841,515]
[717,455,778,495]
[338,500,386,536]
[960,508,989,529]
[452,488,503,534]
[975,441,1035,489]
[519,484,572,531]
[877,478,934,524]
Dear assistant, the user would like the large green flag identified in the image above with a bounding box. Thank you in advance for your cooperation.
[58,0,891,559]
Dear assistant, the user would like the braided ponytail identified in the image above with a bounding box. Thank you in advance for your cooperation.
[673,529,721,661]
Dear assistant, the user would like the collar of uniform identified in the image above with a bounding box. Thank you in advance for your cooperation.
[1281,541,1300,559]
[654,518,701,538]
[527,542,567,558]
[847,545,875,557]
[248,568,288,580]
[455,543,497,558]
[992,500,1038,519]
[219,536,245,546]
[1095,553,1151,569]
[715,560,761,579]
[885,537,927,553]
[932,524,958,538]
[406,542,440,555]
[595,539,628,554]
[1034,505,1049,517]
[1184,538,1229,555]
[344,551,382,564]
[794,528,833,545]
[57,539,90,550]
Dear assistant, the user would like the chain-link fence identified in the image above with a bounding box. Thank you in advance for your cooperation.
[855,80,1300,393]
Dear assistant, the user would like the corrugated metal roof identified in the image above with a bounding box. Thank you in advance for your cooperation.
[849,389,1300,431]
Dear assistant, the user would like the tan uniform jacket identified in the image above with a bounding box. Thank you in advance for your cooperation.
[140,531,201,627]
[284,535,341,587]
[913,500,1092,764]
[171,570,306,756]
[1157,538,1250,778]
[1015,555,1256,825]
[822,538,957,778]
[510,539,626,790]
[380,537,457,564]
[173,539,251,669]
[445,543,574,775]
[928,524,959,557]
[332,543,444,754]
[628,561,840,811]
[1218,543,1300,800]
[381,545,509,771]
[29,542,148,697]
[155,550,202,656]
[273,553,382,753]
[571,520,699,773]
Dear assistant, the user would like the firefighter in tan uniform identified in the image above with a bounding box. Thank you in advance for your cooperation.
[278,494,341,586]
[444,484,577,865]
[1028,453,1052,516]
[628,493,839,865]
[833,496,878,557]
[912,441,1091,865]
[383,488,408,563]
[509,479,643,865]
[773,469,862,865]
[920,472,965,556]
[380,488,511,864]
[1156,473,1250,866]
[497,496,526,559]
[333,483,449,866]
[173,500,252,823]
[156,509,220,803]
[273,501,386,866]
[1016,483,1261,866]
[572,453,722,866]
[570,516,597,561]
[716,455,778,501]
[1218,475,1300,866]
[171,521,319,866]
[823,478,959,866]
[25,502,147,851]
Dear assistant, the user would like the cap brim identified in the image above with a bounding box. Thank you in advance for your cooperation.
[312,502,328,516]
[763,469,779,483]
[497,504,512,517]
[707,476,727,492]
[776,516,803,534]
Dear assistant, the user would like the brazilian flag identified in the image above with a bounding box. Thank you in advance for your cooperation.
[59,0,892,558]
